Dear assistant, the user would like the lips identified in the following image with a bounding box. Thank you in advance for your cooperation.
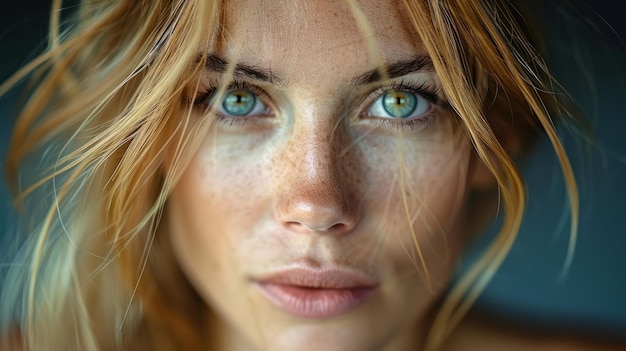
[253,266,378,318]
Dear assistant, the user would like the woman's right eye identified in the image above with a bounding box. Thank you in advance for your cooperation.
[197,88,269,117]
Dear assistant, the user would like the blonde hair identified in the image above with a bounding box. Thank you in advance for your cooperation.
[0,0,579,350]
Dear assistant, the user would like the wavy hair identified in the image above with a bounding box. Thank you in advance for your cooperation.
[0,0,578,350]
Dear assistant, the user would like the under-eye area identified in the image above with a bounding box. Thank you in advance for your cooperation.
[1,0,623,350]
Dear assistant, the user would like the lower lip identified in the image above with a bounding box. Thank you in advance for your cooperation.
[255,283,376,318]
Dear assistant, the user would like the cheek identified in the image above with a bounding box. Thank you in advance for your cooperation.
[359,131,470,232]
[168,123,472,273]
[406,152,469,230]
[165,136,270,296]
[171,134,271,230]
[356,129,472,284]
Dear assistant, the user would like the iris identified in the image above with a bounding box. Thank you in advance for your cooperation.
[382,91,418,118]
[222,89,257,116]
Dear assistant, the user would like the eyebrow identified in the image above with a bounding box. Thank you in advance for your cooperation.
[351,55,434,85]
[202,54,285,85]
[199,54,433,87]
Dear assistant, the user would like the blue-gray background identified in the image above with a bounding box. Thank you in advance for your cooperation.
[1,0,624,338]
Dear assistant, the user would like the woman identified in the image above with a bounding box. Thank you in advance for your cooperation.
[0,0,620,350]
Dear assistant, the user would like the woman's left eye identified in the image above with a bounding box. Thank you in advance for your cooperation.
[217,89,268,116]
[367,90,432,120]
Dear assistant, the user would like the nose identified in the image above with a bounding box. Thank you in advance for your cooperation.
[274,126,359,235]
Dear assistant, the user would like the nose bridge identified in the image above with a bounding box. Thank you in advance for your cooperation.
[299,125,337,184]
[290,94,350,182]
[274,112,358,234]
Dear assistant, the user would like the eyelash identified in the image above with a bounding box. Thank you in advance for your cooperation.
[193,79,270,108]
[191,79,443,130]
[363,80,442,130]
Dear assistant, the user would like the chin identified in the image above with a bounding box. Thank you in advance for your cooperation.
[257,322,388,351]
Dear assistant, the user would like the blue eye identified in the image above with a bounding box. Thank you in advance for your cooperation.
[217,89,267,116]
[368,90,432,119]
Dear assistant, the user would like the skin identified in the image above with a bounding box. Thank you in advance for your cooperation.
[167,0,476,350]
[0,2,622,351]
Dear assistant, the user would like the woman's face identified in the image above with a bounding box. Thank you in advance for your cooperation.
[168,0,476,350]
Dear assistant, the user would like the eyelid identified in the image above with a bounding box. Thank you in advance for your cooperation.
[351,78,444,131]
[356,79,440,120]
[193,78,273,114]
[368,92,434,120]
[191,77,444,123]
[194,79,268,101]
[365,79,441,105]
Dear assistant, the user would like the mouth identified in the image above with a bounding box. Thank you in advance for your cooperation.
[252,266,378,318]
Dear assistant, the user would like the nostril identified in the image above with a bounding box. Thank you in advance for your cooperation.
[326,222,349,232]
[280,205,358,234]
[292,221,348,233]
[273,141,359,235]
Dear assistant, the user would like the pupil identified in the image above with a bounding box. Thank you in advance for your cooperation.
[383,90,417,118]
[223,89,256,116]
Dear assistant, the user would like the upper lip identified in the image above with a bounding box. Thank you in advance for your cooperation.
[253,266,378,289]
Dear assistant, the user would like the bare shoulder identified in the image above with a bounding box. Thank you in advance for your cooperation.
[443,313,626,351]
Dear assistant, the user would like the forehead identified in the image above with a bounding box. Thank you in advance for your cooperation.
[217,0,426,79]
